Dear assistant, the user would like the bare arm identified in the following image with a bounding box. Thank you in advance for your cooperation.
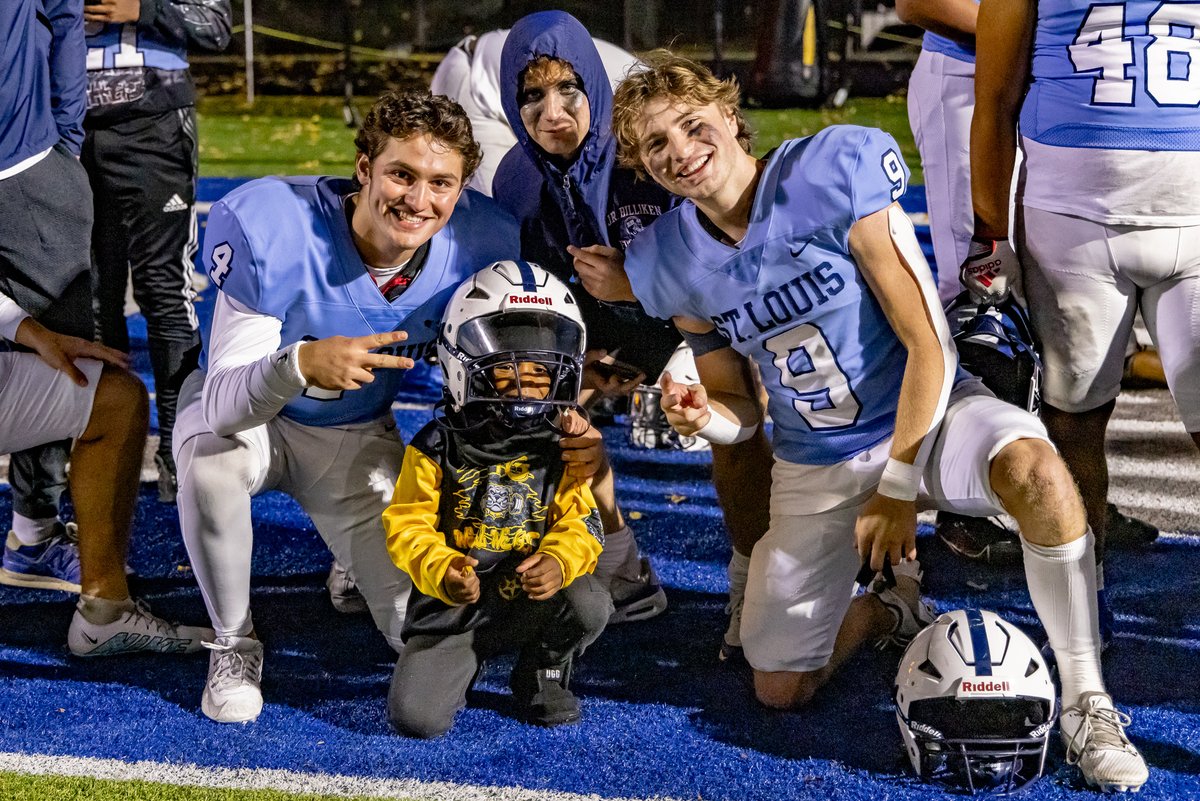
[896,0,978,46]
[971,0,1036,239]
[851,205,953,468]
[849,204,957,569]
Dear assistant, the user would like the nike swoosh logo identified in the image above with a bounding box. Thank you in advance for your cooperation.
[83,632,98,644]
[790,238,814,259]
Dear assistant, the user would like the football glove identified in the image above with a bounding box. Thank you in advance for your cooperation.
[959,237,1020,304]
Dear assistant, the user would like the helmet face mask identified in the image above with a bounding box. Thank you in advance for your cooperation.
[895,609,1057,795]
[439,261,585,431]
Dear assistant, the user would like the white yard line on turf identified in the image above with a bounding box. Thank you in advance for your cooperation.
[0,751,677,801]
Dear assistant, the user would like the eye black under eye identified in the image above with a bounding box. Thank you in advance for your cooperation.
[519,89,543,106]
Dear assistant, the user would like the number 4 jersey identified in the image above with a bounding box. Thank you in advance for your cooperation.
[1020,0,1200,224]
[626,126,960,466]
[202,176,519,428]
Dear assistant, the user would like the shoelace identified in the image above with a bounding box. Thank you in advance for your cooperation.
[203,641,260,686]
[41,535,80,574]
[123,599,176,636]
[1064,702,1135,764]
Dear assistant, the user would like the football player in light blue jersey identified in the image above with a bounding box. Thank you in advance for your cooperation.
[614,51,1147,792]
[972,2,1197,787]
[172,91,522,724]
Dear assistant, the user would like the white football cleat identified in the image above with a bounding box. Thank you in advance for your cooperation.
[1061,692,1148,793]
[68,599,212,656]
[201,635,264,724]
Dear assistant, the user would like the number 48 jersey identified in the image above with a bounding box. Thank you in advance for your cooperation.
[1020,0,1200,224]
[1023,0,1200,151]
[626,126,945,466]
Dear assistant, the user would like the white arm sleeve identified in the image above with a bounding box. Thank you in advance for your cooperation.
[888,204,957,474]
[201,293,308,437]
[0,291,30,342]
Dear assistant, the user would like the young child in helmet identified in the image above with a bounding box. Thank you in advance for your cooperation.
[383,260,612,738]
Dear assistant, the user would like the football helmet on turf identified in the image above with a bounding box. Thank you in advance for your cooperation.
[628,343,710,451]
[438,260,585,428]
[894,609,1057,795]
[945,292,1042,413]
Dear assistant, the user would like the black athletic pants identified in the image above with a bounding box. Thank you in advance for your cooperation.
[83,106,202,469]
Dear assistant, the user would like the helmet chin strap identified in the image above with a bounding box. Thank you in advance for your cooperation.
[435,394,586,436]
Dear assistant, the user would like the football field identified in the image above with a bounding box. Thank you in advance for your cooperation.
[0,99,1197,801]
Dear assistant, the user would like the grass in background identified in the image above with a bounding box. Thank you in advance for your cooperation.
[0,772,410,801]
[197,95,920,183]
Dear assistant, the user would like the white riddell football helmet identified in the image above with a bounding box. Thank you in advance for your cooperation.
[894,609,1057,795]
[628,343,711,451]
[438,260,585,427]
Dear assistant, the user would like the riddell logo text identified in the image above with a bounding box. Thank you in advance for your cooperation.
[961,680,1010,692]
[509,295,552,306]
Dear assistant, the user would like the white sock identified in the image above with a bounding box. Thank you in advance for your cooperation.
[11,513,61,546]
[1021,529,1105,708]
[725,550,751,647]
[595,524,635,586]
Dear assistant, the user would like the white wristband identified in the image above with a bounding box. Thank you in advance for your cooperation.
[274,341,309,389]
[694,406,755,445]
[877,457,922,502]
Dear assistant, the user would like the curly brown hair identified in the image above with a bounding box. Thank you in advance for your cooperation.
[612,50,753,177]
[354,90,483,182]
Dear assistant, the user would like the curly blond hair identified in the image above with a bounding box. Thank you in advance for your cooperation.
[612,50,753,177]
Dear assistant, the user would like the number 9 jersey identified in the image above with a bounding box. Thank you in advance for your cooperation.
[626,126,962,465]
[1020,0,1200,224]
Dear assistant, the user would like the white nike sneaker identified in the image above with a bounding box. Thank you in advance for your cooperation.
[201,635,264,724]
[1061,692,1149,793]
[869,559,935,649]
[68,599,213,656]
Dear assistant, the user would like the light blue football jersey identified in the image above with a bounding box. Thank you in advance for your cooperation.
[627,126,955,466]
[1023,0,1200,150]
[922,31,975,64]
[201,176,520,427]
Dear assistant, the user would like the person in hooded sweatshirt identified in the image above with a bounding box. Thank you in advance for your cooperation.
[492,11,773,656]
[431,28,638,196]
